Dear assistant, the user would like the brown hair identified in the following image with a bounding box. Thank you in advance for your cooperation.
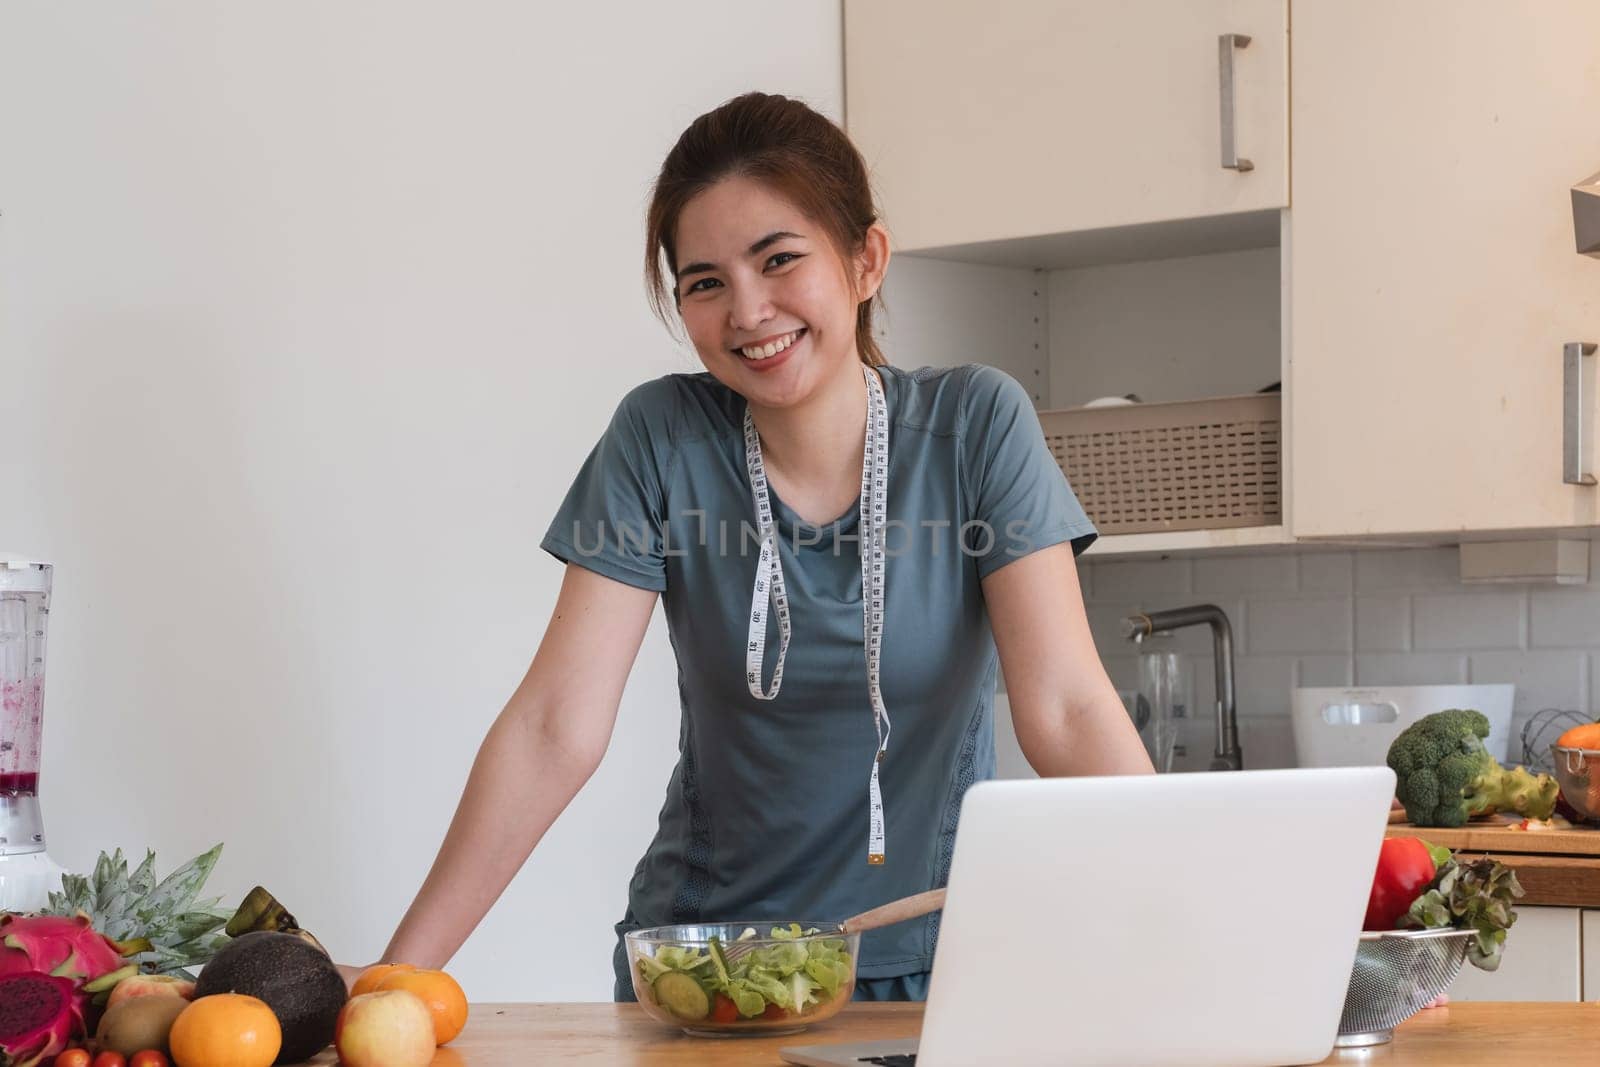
[644,92,887,367]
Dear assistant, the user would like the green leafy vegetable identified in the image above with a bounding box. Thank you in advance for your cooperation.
[637,925,854,1020]
[1402,855,1524,971]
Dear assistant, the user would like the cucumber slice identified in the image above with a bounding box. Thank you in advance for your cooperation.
[653,971,711,1020]
[708,936,732,984]
[636,954,670,985]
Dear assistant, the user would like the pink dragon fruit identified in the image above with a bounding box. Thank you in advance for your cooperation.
[0,970,86,1067]
[0,912,125,983]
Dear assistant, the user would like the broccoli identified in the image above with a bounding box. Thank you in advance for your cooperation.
[1387,708,1559,828]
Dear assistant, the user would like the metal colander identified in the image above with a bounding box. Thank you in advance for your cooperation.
[1336,927,1477,1047]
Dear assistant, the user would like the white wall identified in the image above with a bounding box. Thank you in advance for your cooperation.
[0,3,841,1000]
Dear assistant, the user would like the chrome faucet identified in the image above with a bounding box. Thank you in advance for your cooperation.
[1122,604,1243,771]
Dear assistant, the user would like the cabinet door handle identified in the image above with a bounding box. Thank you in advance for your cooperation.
[1564,341,1598,486]
[1218,33,1254,173]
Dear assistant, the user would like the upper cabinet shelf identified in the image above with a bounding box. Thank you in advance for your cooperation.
[850,0,1600,553]
[844,0,1289,261]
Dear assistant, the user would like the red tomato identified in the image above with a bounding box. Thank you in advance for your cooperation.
[129,1053,170,1067]
[90,1054,127,1067]
[710,993,739,1024]
[54,1051,92,1067]
[1364,836,1438,930]
[762,1002,790,1020]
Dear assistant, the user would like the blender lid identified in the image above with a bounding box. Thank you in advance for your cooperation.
[0,558,51,593]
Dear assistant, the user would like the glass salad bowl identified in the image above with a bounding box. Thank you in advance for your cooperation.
[626,921,860,1036]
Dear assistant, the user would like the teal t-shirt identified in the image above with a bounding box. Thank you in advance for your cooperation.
[540,362,1096,982]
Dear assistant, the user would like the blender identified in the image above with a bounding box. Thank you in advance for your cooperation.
[0,559,66,911]
[1131,634,1190,774]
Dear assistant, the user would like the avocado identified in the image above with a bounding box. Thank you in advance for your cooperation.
[194,930,348,1063]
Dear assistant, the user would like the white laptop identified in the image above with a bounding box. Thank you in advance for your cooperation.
[781,766,1394,1067]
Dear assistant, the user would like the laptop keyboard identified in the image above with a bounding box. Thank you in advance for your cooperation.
[858,1057,917,1067]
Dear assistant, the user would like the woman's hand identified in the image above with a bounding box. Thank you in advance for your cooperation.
[335,962,373,993]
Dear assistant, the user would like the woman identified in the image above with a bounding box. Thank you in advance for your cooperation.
[366,92,1152,1002]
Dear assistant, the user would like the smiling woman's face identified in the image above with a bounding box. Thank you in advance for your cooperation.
[673,175,881,410]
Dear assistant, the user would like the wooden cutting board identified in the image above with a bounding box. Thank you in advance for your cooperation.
[1385,810,1600,856]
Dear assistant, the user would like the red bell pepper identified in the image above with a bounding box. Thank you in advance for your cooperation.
[1363,836,1448,931]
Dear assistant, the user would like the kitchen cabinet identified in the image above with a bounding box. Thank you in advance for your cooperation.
[1446,906,1582,1003]
[1586,910,1600,1000]
[850,1,1600,555]
[843,0,1287,256]
[1288,2,1600,539]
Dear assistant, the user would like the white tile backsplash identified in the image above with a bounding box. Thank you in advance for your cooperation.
[1092,558,1193,599]
[1076,544,1599,773]
[1355,596,1410,652]
[1529,589,1600,648]
[1297,552,1354,594]
[1298,655,1354,687]
[1467,650,1587,719]
[1412,592,1527,651]
[1234,655,1298,718]
[1356,652,1470,686]
[1193,554,1296,595]
[1248,596,1353,654]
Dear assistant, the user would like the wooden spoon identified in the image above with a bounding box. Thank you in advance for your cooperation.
[718,888,948,967]
[839,888,947,935]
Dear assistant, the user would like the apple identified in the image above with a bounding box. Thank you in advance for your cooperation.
[105,973,197,1010]
[335,990,436,1067]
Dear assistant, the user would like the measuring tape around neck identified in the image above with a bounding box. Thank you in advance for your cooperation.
[743,363,891,864]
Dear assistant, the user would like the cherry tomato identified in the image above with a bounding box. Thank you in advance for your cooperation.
[1363,836,1439,930]
[710,993,739,1024]
[762,1002,790,1020]
[129,1053,170,1067]
[53,1051,91,1067]
[91,1053,127,1067]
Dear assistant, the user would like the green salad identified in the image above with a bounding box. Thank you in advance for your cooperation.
[637,924,855,1023]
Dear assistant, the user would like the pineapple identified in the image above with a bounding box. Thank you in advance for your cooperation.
[41,844,232,977]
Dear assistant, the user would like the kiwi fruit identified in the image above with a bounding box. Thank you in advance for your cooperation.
[95,995,187,1057]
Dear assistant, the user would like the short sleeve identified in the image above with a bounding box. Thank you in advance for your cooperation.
[959,364,1097,578]
[539,383,670,591]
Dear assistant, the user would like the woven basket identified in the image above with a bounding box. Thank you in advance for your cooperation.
[1038,393,1282,536]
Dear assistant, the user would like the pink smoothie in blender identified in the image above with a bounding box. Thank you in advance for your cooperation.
[1,677,43,797]
[0,559,64,911]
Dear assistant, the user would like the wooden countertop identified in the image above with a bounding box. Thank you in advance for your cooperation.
[302,1002,1600,1065]
[1385,812,1600,907]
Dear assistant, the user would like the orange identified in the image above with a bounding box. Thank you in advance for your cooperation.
[168,993,281,1067]
[1557,722,1600,751]
[350,962,417,998]
[376,968,469,1045]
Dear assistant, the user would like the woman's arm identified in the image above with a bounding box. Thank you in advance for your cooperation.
[374,563,659,971]
[982,542,1154,777]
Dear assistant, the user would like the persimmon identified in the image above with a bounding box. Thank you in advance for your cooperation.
[375,969,469,1045]
[350,962,416,998]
